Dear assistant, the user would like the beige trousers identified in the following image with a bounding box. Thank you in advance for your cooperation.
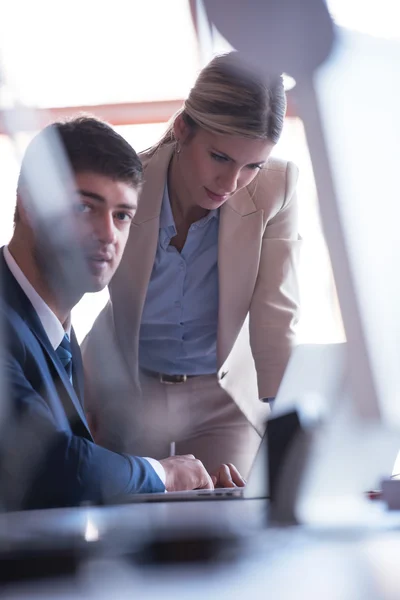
[110,372,262,480]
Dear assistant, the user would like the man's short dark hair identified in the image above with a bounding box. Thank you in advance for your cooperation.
[15,116,143,221]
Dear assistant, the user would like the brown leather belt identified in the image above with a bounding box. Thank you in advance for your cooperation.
[141,369,199,384]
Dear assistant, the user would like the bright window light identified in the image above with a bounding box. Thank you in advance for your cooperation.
[327,0,400,39]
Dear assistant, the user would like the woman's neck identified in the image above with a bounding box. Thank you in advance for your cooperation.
[168,155,209,229]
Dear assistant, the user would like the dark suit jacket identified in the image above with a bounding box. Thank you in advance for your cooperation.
[0,249,164,510]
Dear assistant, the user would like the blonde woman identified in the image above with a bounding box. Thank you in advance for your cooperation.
[82,53,301,479]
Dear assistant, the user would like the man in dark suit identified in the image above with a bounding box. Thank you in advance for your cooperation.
[0,117,243,511]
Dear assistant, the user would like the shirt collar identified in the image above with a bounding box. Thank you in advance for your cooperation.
[4,246,71,350]
[160,182,175,230]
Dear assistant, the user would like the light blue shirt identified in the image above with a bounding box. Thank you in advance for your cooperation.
[139,183,219,375]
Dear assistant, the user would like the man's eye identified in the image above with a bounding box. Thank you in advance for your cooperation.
[211,152,228,163]
[74,203,91,214]
[115,212,132,222]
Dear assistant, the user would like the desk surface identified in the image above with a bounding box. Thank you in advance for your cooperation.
[1,498,400,599]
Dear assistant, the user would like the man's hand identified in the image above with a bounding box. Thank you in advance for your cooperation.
[212,463,246,488]
[160,454,214,492]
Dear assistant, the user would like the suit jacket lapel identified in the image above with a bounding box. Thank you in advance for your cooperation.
[109,145,174,381]
[217,186,264,368]
[31,325,91,437]
[70,328,85,406]
[1,250,92,438]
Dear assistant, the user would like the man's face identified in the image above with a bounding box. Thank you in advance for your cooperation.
[70,171,138,292]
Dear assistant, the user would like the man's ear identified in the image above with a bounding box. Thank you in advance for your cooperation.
[173,113,191,146]
[14,190,38,229]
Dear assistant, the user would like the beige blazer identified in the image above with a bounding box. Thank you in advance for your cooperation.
[82,143,301,437]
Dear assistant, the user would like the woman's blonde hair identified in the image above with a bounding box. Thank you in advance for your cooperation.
[148,52,286,155]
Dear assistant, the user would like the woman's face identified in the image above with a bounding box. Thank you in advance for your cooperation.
[175,124,275,211]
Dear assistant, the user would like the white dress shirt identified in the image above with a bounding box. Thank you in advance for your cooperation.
[4,246,69,349]
[3,246,166,486]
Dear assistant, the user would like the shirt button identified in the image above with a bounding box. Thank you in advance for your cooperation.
[179,262,185,270]
[175,301,181,307]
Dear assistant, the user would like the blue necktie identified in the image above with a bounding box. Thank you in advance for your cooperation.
[56,333,73,380]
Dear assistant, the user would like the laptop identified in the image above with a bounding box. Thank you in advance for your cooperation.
[128,343,347,503]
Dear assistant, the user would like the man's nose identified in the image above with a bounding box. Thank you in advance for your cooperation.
[95,213,116,244]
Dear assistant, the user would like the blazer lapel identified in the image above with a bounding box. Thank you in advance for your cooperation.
[30,324,91,437]
[217,187,264,368]
[70,328,84,406]
[1,250,91,438]
[109,145,174,381]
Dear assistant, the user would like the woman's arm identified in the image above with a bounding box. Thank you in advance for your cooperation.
[249,161,302,399]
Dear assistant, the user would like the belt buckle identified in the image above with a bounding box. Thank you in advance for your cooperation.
[159,373,187,384]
